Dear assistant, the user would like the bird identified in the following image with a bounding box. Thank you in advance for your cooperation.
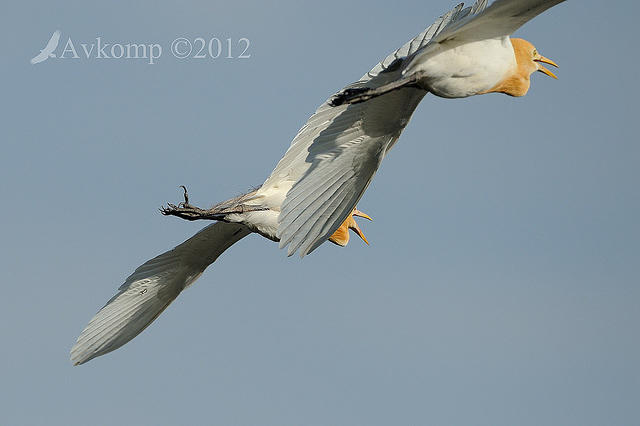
[71,0,566,365]
[30,30,60,64]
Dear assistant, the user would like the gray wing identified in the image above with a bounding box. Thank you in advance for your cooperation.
[273,87,425,257]
[429,0,566,44]
[261,2,494,257]
[364,0,488,81]
[70,221,250,365]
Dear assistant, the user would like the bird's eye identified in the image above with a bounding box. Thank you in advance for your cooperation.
[533,49,538,56]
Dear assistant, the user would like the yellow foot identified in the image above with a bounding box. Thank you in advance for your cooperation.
[328,208,372,247]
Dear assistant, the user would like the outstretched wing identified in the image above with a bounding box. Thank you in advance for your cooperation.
[273,87,425,257]
[261,1,491,257]
[427,0,566,45]
[365,0,488,81]
[70,221,250,365]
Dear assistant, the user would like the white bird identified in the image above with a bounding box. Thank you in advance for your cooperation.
[71,0,566,365]
[30,30,60,64]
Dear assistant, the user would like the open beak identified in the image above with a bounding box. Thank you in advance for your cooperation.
[349,221,369,245]
[352,209,372,221]
[349,209,372,245]
[535,55,559,79]
[328,208,372,246]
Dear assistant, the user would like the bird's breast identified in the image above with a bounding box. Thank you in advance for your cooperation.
[406,37,516,98]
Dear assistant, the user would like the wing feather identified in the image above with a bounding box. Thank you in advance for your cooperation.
[275,93,417,257]
[281,169,355,254]
[280,167,353,232]
[266,87,425,257]
[363,1,478,81]
[430,0,566,44]
[299,179,366,256]
[70,221,250,365]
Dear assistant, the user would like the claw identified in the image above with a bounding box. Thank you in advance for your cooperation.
[178,185,190,208]
[179,185,188,203]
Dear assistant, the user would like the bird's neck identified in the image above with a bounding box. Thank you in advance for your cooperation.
[483,39,531,97]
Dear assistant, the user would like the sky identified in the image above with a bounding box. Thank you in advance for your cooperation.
[1,0,639,425]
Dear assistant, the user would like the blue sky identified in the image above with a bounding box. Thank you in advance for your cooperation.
[1,1,638,425]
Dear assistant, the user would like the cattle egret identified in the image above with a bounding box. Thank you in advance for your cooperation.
[71,0,566,365]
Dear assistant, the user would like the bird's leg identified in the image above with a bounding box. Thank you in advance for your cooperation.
[161,186,267,222]
[328,208,373,247]
[329,71,427,106]
[160,186,222,221]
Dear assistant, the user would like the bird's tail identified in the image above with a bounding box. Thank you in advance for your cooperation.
[70,221,251,365]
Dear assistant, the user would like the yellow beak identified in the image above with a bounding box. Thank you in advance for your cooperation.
[349,209,372,245]
[352,209,372,221]
[535,55,559,79]
[349,221,369,245]
[328,208,372,247]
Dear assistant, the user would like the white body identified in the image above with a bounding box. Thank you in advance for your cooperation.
[406,37,517,98]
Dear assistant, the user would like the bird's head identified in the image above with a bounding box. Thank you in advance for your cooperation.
[509,38,558,95]
[512,38,558,79]
[489,38,559,97]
